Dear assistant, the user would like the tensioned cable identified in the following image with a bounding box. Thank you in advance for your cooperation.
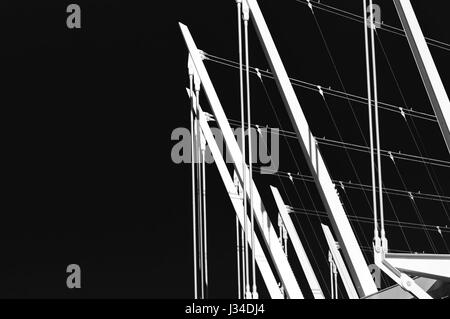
[308,3,412,258]
[285,205,450,234]
[307,10,381,252]
[407,116,450,252]
[257,46,378,289]
[375,30,450,226]
[338,180,450,203]
[206,6,448,278]
[230,114,444,251]
[204,53,437,122]
[205,53,436,260]
[375,30,450,253]
[256,167,450,203]
[294,0,450,52]
[255,168,432,254]
[315,138,450,169]
[225,119,446,242]
[408,115,450,221]
[225,118,450,169]
[318,91,375,260]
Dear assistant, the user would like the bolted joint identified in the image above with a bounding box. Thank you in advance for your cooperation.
[373,236,382,254]
[328,251,333,263]
[399,273,413,291]
[198,49,206,61]
[277,214,283,228]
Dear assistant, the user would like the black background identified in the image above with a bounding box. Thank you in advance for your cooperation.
[0,0,449,299]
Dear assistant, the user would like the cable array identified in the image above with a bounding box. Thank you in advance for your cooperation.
[294,0,450,52]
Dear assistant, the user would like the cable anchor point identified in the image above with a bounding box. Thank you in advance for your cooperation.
[255,67,262,80]
[317,85,324,98]
[307,0,314,13]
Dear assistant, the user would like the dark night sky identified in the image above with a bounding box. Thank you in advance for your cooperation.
[0,0,449,298]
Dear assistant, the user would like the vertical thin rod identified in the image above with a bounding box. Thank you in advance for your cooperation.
[363,0,378,242]
[284,231,288,257]
[330,257,334,299]
[369,0,385,245]
[201,137,208,298]
[334,266,338,299]
[196,90,204,299]
[236,215,241,299]
[189,75,198,299]
[244,16,257,300]
[237,0,250,299]
[241,226,247,298]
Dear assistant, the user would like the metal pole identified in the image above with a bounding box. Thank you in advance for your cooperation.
[234,171,242,299]
[195,89,204,299]
[241,225,247,298]
[363,0,379,248]
[369,0,386,251]
[189,72,198,299]
[236,215,241,299]
[329,251,334,299]
[333,262,338,299]
[283,227,288,257]
[236,0,250,299]
[201,130,208,298]
[242,0,257,300]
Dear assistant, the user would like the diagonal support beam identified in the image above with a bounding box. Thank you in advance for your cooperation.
[385,253,450,282]
[271,186,325,299]
[180,23,303,298]
[187,89,283,298]
[245,0,377,297]
[393,0,450,154]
